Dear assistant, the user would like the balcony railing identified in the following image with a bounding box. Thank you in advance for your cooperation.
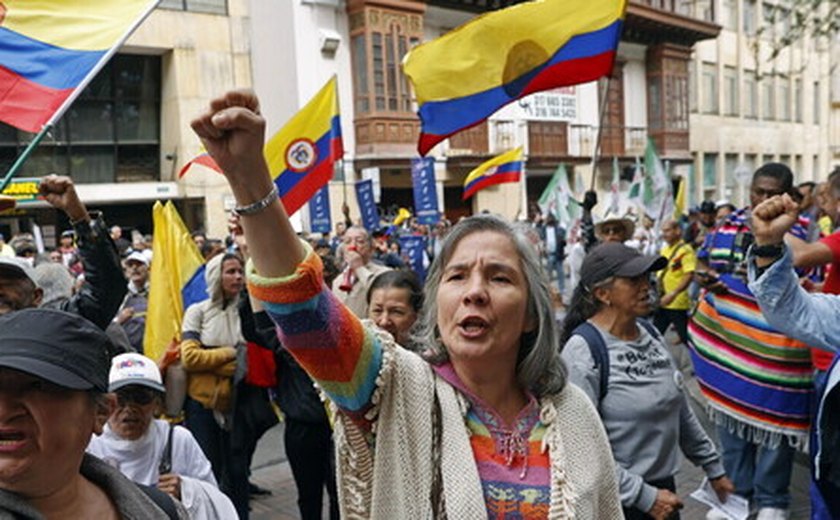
[445,121,649,158]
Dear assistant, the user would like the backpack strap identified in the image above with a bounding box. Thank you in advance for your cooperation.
[571,322,609,402]
[158,423,175,475]
[637,318,664,344]
[138,484,180,520]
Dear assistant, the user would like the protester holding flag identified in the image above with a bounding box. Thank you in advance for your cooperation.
[190,88,622,518]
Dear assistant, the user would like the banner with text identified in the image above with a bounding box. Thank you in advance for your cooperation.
[355,179,380,232]
[399,234,428,283]
[308,184,331,234]
[411,157,440,225]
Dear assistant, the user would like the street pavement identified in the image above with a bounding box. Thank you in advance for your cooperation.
[246,335,813,519]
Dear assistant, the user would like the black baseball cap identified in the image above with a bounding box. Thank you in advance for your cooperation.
[0,308,112,391]
[580,242,667,289]
[699,200,717,214]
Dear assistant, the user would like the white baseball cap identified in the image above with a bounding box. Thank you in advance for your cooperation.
[0,256,38,286]
[108,353,165,393]
[124,250,149,266]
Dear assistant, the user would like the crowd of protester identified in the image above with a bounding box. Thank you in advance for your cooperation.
[4,89,840,520]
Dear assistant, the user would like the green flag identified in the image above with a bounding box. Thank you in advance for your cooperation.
[643,138,673,224]
[538,164,579,227]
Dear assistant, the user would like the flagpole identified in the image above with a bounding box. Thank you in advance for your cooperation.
[588,76,612,192]
[0,124,52,193]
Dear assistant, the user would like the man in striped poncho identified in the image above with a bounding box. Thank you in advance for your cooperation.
[689,163,813,520]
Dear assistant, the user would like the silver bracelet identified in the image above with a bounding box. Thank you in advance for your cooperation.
[232,185,278,216]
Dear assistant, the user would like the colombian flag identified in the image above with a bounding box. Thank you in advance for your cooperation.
[265,76,344,216]
[144,201,206,362]
[462,147,523,200]
[0,0,160,133]
[403,0,626,156]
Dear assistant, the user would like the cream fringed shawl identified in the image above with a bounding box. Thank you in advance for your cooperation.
[331,330,623,519]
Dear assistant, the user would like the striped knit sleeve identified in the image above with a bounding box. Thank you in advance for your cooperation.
[246,242,382,424]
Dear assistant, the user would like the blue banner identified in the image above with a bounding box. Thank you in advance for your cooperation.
[411,157,440,225]
[309,184,331,234]
[355,179,380,232]
[399,235,428,283]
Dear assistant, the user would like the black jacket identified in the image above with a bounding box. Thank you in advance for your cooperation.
[238,294,329,424]
[60,213,126,331]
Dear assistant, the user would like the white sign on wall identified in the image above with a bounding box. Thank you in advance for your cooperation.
[494,87,577,122]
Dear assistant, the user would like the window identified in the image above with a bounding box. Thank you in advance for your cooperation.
[725,153,739,188]
[689,61,698,113]
[762,78,775,120]
[0,55,161,183]
[761,2,775,40]
[814,81,821,124]
[722,0,738,30]
[158,0,226,14]
[350,8,421,117]
[779,80,790,121]
[703,153,718,189]
[743,0,757,35]
[724,66,739,116]
[744,154,757,175]
[794,79,803,122]
[744,72,758,118]
[702,63,718,114]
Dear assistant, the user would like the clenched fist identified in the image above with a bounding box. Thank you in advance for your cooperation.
[751,194,799,246]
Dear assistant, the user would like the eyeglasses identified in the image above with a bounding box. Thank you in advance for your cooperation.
[115,387,157,406]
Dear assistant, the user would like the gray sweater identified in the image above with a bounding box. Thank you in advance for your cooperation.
[0,454,187,520]
[562,322,725,512]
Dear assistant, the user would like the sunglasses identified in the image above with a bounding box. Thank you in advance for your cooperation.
[115,387,157,406]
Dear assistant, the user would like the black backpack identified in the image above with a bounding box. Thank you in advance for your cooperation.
[571,319,662,402]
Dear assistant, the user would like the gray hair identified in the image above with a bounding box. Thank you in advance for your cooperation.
[34,263,74,307]
[413,214,567,398]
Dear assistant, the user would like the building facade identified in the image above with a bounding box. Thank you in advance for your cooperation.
[689,0,839,207]
[2,0,836,245]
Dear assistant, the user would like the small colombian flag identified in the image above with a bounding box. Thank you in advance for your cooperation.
[462,147,523,201]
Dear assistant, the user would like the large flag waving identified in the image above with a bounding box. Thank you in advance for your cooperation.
[144,201,206,362]
[462,147,523,200]
[643,138,673,225]
[0,0,160,132]
[264,76,343,216]
[538,163,579,227]
[403,0,627,155]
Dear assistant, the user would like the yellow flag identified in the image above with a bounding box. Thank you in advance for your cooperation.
[673,176,687,219]
[143,201,205,362]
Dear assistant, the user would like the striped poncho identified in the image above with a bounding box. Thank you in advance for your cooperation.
[689,208,813,449]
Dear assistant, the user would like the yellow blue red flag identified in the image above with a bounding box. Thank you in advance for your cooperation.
[264,76,344,216]
[144,201,206,362]
[0,0,160,133]
[462,147,523,200]
[403,0,627,156]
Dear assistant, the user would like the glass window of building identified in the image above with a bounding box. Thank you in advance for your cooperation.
[724,66,739,116]
[702,63,719,114]
[689,60,698,113]
[762,78,775,120]
[722,0,738,30]
[744,72,758,118]
[157,0,226,14]
[814,81,821,124]
[794,78,803,122]
[743,0,757,35]
[0,55,161,183]
[779,80,791,121]
[761,2,775,40]
[349,7,422,117]
[703,153,719,200]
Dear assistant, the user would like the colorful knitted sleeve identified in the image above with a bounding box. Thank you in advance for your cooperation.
[246,243,382,427]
